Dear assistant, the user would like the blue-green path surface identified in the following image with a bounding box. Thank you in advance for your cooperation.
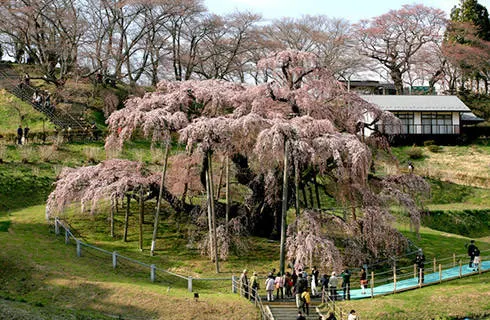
[349,260,489,300]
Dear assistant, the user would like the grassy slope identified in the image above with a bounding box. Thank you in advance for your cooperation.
[0,205,257,320]
[0,90,55,136]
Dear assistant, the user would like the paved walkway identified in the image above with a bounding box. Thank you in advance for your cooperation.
[263,259,489,319]
[349,259,489,299]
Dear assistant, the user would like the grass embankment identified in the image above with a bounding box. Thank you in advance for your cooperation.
[0,206,257,320]
[392,142,490,191]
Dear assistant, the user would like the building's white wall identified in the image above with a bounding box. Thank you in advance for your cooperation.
[414,112,421,134]
[452,112,460,125]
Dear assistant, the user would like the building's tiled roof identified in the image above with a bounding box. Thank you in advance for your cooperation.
[360,95,471,112]
[461,112,485,122]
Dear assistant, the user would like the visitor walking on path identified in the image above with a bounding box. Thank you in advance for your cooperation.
[284,272,293,297]
[295,273,307,308]
[415,248,425,284]
[265,273,275,301]
[301,289,311,316]
[341,268,351,300]
[274,272,284,300]
[328,271,338,301]
[249,272,259,301]
[359,267,367,294]
[240,269,249,299]
[467,240,478,268]
[17,125,23,145]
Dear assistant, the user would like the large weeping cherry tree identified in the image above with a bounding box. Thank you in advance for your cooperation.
[47,49,429,272]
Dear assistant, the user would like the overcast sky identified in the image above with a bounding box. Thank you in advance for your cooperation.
[204,0,490,22]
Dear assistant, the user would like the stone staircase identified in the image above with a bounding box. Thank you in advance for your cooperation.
[0,63,88,130]
[267,304,321,320]
[263,297,324,320]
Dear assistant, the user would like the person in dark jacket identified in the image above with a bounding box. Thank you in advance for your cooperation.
[415,249,425,283]
[295,273,307,308]
[23,125,30,144]
[341,269,351,300]
[467,240,478,268]
[17,125,23,144]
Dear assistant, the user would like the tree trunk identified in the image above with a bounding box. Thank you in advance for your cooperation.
[279,141,289,275]
[207,152,220,273]
[124,195,130,242]
[151,142,170,256]
[308,184,314,208]
[314,173,321,209]
[301,185,308,208]
[215,157,226,200]
[139,189,144,251]
[390,69,404,95]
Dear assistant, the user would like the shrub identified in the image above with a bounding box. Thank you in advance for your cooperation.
[423,140,436,146]
[39,145,56,162]
[82,146,104,164]
[19,145,36,163]
[427,144,442,153]
[0,144,6,163]
[406,146,424,159]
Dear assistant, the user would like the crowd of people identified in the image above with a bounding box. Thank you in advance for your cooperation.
[239,266,364,318]
[238,241,483,319]
[31,89,53,112]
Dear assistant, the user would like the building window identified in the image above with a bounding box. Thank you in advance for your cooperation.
[394,112,414,134]
[421,112,453,134]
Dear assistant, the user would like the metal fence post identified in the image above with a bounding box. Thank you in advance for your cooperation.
[150,264,156,283]
[188,276,193,292]
[232,275,237,293]
[112,251,117,269]
[76,239,81,257]
[65,228,70,244]
[54,218,59,235]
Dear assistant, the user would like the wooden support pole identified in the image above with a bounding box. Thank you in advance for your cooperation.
[413,264,416,278]
[459,260,462,278]
[439,264,442,283]
[393,266,397,293]
[138,189,144,252]
[433,257,436,273]
[123,195,130,242]
[370,271,374,298]
[453,253,456,267]
[188,276,193,292]
[112,251,117,269]
[65,228,70,244]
